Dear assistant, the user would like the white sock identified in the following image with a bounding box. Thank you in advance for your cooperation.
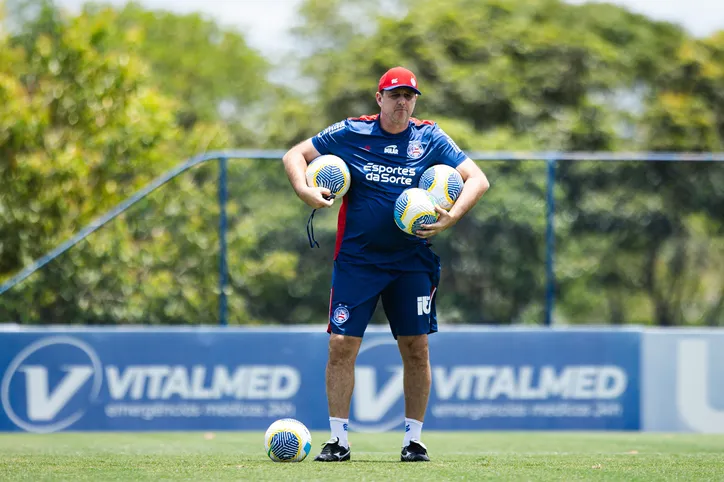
[403,418,423,447]
[330,417,349,448]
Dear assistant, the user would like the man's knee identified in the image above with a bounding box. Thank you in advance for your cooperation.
[398,334,429,365]
[328,334,362,366]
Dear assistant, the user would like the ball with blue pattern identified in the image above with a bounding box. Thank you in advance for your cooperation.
[264,418,312,462]
[305,155,351,197]
[394,188,440,235]
[419,164,464,210]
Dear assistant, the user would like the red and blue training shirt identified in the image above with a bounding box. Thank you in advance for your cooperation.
[311,114,468,269]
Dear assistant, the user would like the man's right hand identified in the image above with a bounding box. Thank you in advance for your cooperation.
[299,187,336,209]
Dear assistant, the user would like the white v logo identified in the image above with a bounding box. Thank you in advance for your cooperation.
[676,340,724,432]
[353,366,404,422]
[20,365,94,421]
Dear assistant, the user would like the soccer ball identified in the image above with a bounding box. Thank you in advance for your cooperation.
[418,164,464,210]
[394,188,440,235]
[305,155,351,198]
[264,418,312,462]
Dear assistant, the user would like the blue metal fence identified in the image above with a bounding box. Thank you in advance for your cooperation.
[1,150,723,326]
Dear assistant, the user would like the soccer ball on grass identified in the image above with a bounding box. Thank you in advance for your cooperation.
[264,418,312,462]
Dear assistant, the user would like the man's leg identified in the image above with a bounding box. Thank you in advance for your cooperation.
[317,260,389,461]
[398,334,431,422]
[397,334,432,461]
[327,333,363,419]
[314,333,362,461]
[380,268,436,461]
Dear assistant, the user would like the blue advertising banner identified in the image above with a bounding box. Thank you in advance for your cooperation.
[355,329,641,432]
[642,330,724,433]
[0,327,641,433]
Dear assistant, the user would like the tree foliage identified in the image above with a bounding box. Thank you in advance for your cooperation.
[0,0,722,326]
[82,1,270,136]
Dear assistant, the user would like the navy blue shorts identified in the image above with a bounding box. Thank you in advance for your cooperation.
[327,257,441,338]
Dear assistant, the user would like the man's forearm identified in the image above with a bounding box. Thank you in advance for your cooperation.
[283,150,310,196]
[448,175,489,222]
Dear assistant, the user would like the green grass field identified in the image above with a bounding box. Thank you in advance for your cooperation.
[1,431,723,481]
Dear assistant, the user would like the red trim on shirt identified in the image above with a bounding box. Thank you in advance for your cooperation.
[348,114,379,122]
[334,196,348,260]
[410,117,435,126]
[347,114,434,126]
[327,287,334,334]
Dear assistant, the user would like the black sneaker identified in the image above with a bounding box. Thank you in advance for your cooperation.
[401,440,430,462]
[314,437,351,462]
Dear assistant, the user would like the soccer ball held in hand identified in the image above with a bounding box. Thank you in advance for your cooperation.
[418,164,463,210]
[394,188,440,235]
[305,155,351,198]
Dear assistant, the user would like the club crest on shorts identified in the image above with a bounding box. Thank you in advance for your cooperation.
[407,140,424,159]
[333,305,350,322]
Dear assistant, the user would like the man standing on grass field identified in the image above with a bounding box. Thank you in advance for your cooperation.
[282,66,489,462]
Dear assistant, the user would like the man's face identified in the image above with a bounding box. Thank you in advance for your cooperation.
[376,87,417,126]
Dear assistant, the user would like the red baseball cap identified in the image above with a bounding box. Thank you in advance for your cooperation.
[378,66,421,95]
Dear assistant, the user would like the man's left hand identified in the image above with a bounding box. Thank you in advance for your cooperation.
[415,205,458,239]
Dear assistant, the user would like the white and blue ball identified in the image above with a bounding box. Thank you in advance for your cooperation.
[394,188,440,235]
[264,418,312,462]
[419,164,463,210]
[305,155,351,197]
